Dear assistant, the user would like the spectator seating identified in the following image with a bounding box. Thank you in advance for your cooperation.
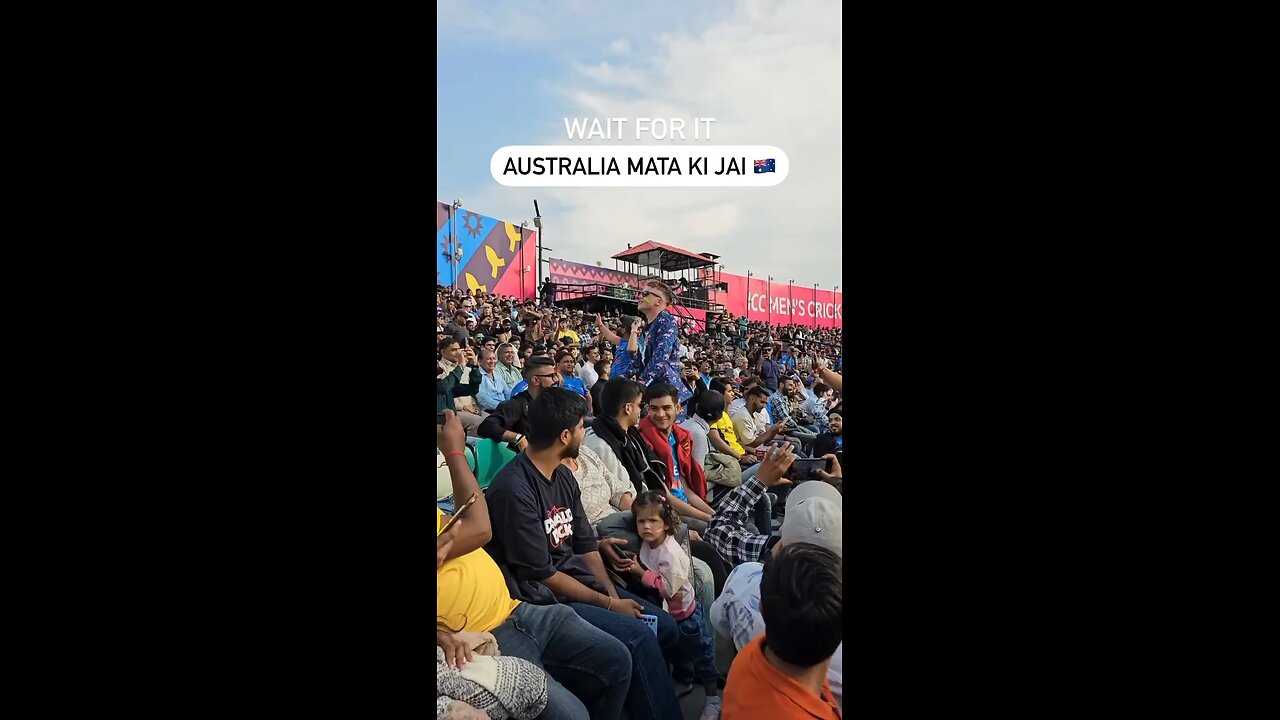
[472,438,520,488]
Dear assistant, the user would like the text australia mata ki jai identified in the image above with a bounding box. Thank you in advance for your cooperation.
[490,118,788,186]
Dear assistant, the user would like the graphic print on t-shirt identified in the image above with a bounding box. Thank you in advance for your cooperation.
[543,505,574,547]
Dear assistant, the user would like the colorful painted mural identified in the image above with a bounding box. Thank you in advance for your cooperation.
[436,201,538,299]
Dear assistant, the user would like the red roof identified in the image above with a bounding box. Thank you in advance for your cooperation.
[611,240,716,265]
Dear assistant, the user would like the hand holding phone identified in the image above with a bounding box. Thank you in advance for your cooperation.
[437,410,466,456]
[439,492,479,535]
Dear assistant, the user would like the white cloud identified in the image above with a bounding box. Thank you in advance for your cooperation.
[451,0,844,289]
[572,61,648,90]
[607,38,631,55]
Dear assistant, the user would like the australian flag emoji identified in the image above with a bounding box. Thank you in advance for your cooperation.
[754,158,776,174]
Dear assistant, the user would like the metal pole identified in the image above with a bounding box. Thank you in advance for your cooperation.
[451,199,463,292]
[520,221,528,301]
[832,285,839,329]
[789,280,793,326]
[813,283,818,330]
[768,275,774,327]
[533,199,544,287]
[746,271,752,324]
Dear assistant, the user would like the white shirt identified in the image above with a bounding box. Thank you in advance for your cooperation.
[577,362,599,390]
[581,429,639,502]
[569,443,635,525]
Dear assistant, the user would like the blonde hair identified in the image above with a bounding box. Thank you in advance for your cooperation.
[644,280,673,304]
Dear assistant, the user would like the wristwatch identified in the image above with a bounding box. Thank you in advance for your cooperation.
[507,435,525,451]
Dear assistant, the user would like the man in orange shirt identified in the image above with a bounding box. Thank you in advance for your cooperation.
[722,543,842,719]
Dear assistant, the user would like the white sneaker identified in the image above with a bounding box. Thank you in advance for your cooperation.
[699,696,722,720]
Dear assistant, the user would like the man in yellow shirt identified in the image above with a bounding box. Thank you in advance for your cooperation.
[708,379,773,535]
[436,411,631,720]
[551,315,580,346]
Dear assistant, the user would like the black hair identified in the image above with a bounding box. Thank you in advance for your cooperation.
[593,358,612,377]
[438,336,459,354]
[602,378,644,418]
[523,355,555,378]
[745,385,770,399]
[708,378,732,396]
[630,490,680,537]
[692,390,725,423]
[526,388,587,449]
[760,543,842,667]
[643,382,681,407]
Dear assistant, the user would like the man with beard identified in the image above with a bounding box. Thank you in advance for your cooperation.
[811,405,843,466]
[485,388,685,720]
[477,356,560,452]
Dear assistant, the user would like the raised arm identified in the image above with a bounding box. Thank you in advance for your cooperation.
[595,314,621,345]
[815,355,842,393]
[437,410,491,559]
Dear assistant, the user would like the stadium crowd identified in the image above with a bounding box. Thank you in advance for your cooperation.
[437,279,843,720]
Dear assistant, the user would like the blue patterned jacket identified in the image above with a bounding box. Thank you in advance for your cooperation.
[631,310,691,406]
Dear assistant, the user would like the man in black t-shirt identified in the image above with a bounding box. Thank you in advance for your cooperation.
[484,388,684,720]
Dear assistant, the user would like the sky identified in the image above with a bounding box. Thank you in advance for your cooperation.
[436,0,843,289]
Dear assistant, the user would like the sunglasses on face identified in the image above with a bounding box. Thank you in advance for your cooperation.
[532,373,557,381]
[639,290,663,300]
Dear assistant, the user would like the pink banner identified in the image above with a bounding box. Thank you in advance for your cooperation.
[719,273,841,328]
[539,259,841,329]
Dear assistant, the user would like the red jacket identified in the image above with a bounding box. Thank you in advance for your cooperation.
[637,417,707,501]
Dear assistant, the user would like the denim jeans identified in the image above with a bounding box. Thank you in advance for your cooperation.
[490,603,632,720]
[674,604,718,687]
[569,587,683,720]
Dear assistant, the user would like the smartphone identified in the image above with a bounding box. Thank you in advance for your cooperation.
[439,492,478,535]
[789,458,829,481]
[638,613,659,636]
[616,547,635,561]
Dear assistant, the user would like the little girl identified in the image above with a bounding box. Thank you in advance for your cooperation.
[626,491,721,720]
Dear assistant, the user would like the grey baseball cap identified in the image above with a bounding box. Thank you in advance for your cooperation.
[780,480,842,557]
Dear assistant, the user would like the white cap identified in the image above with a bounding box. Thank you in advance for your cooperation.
[780,480,842,557]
